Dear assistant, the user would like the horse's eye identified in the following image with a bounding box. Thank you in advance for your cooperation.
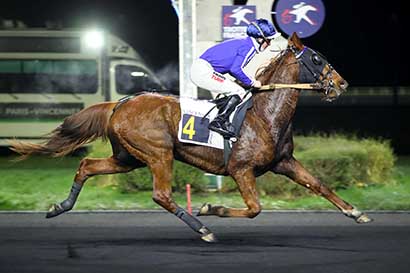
[311,54,322,65]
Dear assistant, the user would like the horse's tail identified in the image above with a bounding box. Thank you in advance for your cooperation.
[9,102,117,158]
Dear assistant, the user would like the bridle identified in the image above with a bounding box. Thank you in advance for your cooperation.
[290,45,341,101]
[257,45,343,102]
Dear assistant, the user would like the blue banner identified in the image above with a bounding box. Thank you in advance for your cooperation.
[222,5,256,40]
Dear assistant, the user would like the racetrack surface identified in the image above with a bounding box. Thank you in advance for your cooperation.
[0,211,409,273]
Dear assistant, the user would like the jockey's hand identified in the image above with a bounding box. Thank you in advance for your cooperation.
[252,80,262,89]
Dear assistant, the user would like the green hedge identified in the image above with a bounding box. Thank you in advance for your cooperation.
[88,135,395,196]
[222,135,395,196]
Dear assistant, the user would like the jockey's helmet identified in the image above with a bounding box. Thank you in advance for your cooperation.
[246,19,280,41]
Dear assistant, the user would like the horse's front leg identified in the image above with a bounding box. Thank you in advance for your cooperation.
[198,168,261,218]
[46,157,135,218]
[273,157,373,223]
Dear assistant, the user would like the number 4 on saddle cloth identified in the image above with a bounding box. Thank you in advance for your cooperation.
[178,94,253,164]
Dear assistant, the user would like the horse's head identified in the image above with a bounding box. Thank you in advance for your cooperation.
[288,33,348,102]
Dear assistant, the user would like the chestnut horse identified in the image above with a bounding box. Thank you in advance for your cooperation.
[10,33,372,243]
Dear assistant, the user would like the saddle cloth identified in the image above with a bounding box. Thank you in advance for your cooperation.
[178,97,224,149]
[178,95,252,149]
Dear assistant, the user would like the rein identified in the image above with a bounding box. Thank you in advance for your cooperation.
[254,47,323,92]
[258,82,322,91]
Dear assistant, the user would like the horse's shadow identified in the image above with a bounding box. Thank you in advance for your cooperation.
[64,232,358,257]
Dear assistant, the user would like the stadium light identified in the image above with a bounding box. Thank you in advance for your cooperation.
[83,30,104,49]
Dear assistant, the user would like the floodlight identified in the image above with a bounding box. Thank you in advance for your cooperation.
[83,30,104,49]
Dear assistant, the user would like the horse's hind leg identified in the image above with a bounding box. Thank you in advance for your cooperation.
[146,152,217,242]
[198,168,261,218]
[273,157,372,223]
[46,156,138,218]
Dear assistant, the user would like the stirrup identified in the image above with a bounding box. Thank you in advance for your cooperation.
[230,136,238,142]
[209,125,236,139]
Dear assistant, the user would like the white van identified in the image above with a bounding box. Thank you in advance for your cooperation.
[0,28,164,145]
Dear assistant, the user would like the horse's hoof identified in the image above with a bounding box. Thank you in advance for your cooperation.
[45,203,65,219]
[201,232,218,243]
[343,208,373,224]
[199,226,218,243]
[356,213,373,224]
[197,203,212,216]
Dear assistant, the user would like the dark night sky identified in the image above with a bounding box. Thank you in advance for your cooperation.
[301,0,403,86]
[0,0,405,86]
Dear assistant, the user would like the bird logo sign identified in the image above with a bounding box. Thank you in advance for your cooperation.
[272,0,325,38]
[222,5,256,40]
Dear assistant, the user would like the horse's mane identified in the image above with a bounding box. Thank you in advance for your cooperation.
[256,48,290,83]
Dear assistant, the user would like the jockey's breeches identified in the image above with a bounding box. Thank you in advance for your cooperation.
[190,58,247,99]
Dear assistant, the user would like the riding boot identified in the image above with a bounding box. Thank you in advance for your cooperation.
[208,94,242,138]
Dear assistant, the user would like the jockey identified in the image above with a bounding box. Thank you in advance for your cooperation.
[190,18,280,138]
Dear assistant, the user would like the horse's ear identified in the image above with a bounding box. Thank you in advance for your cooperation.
[288,32,304,50]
